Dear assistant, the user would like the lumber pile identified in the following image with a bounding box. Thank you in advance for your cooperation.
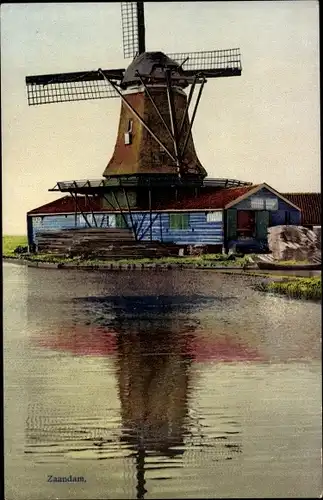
[35,228,180,259]
[268,225,321,262]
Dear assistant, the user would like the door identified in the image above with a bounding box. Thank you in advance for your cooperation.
[255,211,270,239]
[27,216,34,250]
[237,210,255,238]
[116,213,128,228]
[226,209,237,240]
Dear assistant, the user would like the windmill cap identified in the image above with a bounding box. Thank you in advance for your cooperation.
[121,51,188,88]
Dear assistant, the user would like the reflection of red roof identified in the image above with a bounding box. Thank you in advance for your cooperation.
[28,196,102,215]
[36,325,117,356]
[184,334,264,362]
[33,325,265,362]
[282,193,321,226]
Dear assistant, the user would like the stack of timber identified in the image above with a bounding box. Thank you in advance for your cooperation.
[35,228,180,259]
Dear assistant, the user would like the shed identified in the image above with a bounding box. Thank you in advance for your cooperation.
[223,183,301,252]
[27,182,301,254]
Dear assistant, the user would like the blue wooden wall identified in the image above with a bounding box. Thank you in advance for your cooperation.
[28,211,224,246]
[269,210,300,225]
[30,214,78,244]
[132,212,223,244]
[234,188,300,216]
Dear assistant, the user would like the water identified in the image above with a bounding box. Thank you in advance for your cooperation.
[4,262,322,499]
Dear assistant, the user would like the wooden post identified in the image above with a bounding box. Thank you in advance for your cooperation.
[74,194,77,227]
[123,187,137,240]
[159,212,163,242]
[111,191,130,231]
[165,69,180,166]
[85,194,98,227]
[136,213,147,241]
[149,189,152,242]
[70,192,91,228]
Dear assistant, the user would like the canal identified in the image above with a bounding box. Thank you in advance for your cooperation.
[4,262,321,499]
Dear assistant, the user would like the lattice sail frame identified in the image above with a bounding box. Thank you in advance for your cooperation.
[169,48,241,75]
[26,79,119,106]
[25,48,241,106]
[121,2,145,59]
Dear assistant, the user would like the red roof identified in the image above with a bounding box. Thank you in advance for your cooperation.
[28,190,320,223]
[155,186,257,210]
[27,187,257,215]
[28,196,102,215]
[282,193,321,226]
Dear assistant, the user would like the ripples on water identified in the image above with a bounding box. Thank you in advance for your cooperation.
[4,263,322,499]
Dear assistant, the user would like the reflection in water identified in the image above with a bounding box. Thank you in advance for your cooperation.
[5,265,320,499]
[114,309,193,499]
[112,299,203,499]
[27,295,244,498]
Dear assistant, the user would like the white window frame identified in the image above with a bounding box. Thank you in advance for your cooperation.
[250,197,265,210]
[206,211,223,223]
[250,196,278,211]
[265,198,278,210]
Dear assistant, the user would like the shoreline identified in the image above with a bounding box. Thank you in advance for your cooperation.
[2,256,257,271]
[3,256,320,274]
[3,256,321,302]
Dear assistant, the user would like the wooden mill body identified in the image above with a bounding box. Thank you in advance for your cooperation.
[102,53,207,210]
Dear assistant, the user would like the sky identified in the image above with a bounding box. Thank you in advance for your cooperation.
[1,1,320,235]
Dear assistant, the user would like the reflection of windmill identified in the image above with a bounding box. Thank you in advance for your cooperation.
[27,295,244,499]
[99,296,242,500]
[115,327,193,500]
[25,2,242,241]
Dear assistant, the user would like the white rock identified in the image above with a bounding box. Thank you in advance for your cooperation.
[267,225,321,262]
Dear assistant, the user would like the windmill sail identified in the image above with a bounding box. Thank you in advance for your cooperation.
[25,48,241,106]
[167,48,242,77]
[121,2,145,59]
[25,69,124,105]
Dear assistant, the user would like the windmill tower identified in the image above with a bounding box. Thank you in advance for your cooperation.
[25,2,242,240]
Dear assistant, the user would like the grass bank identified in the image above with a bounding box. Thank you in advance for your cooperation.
[271,259,311,266]
[3,235,27,257]
[255,276,321,301]
[4,251,253,268]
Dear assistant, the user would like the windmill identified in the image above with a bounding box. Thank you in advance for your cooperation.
[25,2,242,241]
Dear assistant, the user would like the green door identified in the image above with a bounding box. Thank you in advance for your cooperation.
[255,211,270,239]
[116,213,128,228]
[226,209,237,240]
